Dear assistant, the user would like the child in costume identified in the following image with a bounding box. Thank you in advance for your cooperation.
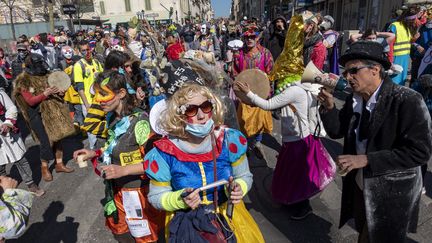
[73,71,164,243]
[101,83,264,242]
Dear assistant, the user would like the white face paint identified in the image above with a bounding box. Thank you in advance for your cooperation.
[61,48,73,59]
[201,25,207,35]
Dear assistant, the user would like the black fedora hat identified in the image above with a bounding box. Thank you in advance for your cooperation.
[339,41,392,70]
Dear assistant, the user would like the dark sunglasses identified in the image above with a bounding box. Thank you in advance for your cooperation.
[182,100,214,117]
[244,35,256,39]
[342,65,371,78]
[17,49,27,53]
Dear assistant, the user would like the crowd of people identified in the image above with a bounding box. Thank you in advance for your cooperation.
[0,4,432,243]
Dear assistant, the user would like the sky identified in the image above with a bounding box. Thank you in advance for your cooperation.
[211,0,231,18]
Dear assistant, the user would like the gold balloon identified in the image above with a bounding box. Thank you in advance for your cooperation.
[268,15,305,91]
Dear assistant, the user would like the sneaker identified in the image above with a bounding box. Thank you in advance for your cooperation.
[254,142,266,160]
[28,183,45,197]
[290,204,312,220]
[422,187,426,195]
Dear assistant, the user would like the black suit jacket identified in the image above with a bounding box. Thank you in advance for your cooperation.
[321,77,432,240]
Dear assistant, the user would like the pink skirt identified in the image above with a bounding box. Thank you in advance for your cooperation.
[271,135,336,204]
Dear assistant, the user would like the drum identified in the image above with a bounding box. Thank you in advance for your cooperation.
[48,71,71,91]
[233,69,270,105]
[149,99,168,136]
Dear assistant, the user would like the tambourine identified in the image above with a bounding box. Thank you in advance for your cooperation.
[48,71,71,91]
[233,69,270,105]
[149,99,168,136]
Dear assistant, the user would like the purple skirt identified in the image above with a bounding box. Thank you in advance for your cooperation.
[271,135,336,204]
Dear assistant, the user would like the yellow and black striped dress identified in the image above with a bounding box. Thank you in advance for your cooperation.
[82,104,108,139]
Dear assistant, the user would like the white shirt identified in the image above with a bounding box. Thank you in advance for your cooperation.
[353,81,383,190]
[246,84,311,142]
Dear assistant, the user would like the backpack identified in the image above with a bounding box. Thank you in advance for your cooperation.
[288,90,327,138]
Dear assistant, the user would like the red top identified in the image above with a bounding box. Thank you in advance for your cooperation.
[21,89,47,106]
[310,41,327,70]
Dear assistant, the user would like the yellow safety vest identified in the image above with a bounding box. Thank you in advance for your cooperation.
[63,65,81,104]
[392,21,412,56]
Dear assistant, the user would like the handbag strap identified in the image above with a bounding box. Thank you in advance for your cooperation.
[288,91,322,138]
[210,130,219,211]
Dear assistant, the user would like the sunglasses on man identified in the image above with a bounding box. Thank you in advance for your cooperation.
[342,65,372,78]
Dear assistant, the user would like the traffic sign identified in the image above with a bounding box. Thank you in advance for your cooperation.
[145,13,159,18]
[62,4,77,15]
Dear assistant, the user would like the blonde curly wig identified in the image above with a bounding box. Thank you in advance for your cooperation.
[160,83,225,138]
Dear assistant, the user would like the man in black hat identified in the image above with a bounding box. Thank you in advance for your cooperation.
[318,41,432,242]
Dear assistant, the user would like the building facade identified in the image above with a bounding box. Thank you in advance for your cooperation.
[233,0,266,21]
[0,0,96,25]
[0,0,213,27]
[232,0,426,31]
[94,0,213,26]
[231,0,240,21]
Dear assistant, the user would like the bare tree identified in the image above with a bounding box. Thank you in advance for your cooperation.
[0,0,18,40]
[13,6,34,22]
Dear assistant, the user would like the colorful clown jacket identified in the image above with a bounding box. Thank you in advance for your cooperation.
[144,126,252,206]
[143,126,265,242]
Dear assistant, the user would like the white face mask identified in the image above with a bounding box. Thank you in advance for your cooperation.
[201,25,207,35]
[320,21,331,31]
[62,50,73,59]
[427,21,432,29]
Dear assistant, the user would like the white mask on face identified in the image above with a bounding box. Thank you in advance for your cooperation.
[201,25,207,35]
[320,21,332,31]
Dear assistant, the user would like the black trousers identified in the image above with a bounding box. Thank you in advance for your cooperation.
[353,183,369,243]
[28,113,55,161]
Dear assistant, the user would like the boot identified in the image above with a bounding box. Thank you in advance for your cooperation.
[55,162,74,173]
[41,161,53,182]
[28,183,45,197]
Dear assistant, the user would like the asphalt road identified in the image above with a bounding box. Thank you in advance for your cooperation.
[4,92,432,243]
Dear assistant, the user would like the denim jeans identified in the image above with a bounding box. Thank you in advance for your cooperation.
[74,104,84,125]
